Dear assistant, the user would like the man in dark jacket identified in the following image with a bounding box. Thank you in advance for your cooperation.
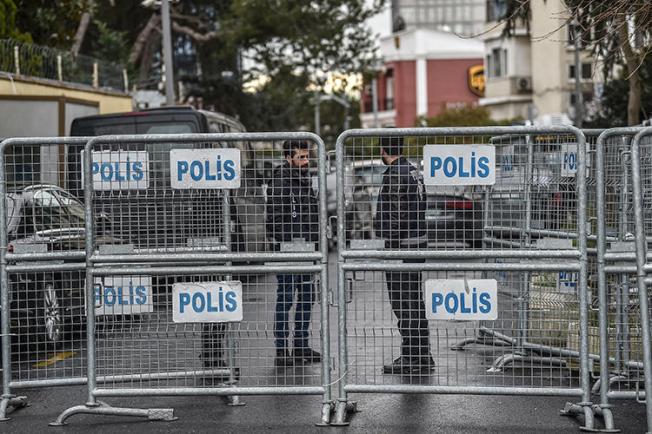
[375,136,434,374]
[267,140,321,367]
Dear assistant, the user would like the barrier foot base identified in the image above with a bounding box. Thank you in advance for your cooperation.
[226,395,245,407]
[487,353,567,373]
[329,400,357,426]
[561,402,598,432]
[0,395,29,421]
[49,402,177,426]
[592,375,630,394]
[315,402,334,426]
[451,328,513,351]
[591,405,619,433]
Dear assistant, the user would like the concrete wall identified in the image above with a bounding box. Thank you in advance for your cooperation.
[0,75,131,114]
[530,0,567,117]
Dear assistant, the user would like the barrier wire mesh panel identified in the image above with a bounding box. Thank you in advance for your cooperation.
[44,133,332,426]
[1,139,89,391]
[630,129,652,433]
[333,127,591,428]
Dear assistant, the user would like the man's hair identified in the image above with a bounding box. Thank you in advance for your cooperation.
[283,140,310,158]
[379,136,404,156]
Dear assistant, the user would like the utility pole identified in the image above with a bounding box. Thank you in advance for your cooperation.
[314,94,321,136]
[161,0,175,105]
[314,93,350,136]
[572,19,583,128]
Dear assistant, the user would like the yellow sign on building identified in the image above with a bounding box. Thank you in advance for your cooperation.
[468,65,485,97]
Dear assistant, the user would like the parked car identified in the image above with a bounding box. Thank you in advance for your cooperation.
[6,184,118,350]
[344,159,484,248]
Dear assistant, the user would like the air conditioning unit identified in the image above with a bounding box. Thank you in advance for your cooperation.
[516,77,532,94]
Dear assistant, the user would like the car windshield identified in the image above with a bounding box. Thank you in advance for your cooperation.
[31,189,85,231]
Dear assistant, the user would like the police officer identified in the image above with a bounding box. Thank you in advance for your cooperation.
[267,140,321,367]
[375,136,434,374]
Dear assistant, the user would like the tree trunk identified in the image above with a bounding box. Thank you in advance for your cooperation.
[617,14,641,125]
[129,13,161,65]
[70,10,92,57]
[628,69,642,126]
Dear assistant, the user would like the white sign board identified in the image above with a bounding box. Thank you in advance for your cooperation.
[94,275,153,316]
[172,281,243,323]
[499,145,515,176]
[423,145,495,185]
[83,150,149,190]
[560,143,590,177]
[170,148,241,189]
[557,271,578,293]
[424,279,498,321]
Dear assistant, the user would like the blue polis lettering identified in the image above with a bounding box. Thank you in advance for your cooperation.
[431,287,492,315]
[91,157,144,182]
[563,152,577,170]
[177,156,236,182]
[95,281,147,306]
[430,152,490,179]
[178,287,238,314]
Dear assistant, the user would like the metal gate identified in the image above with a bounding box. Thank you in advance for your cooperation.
[30,132,334,425]
[629,127,652,433]
[332,127,593,429]
[0,137,90,420]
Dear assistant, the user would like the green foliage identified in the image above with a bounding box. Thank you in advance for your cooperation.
[91,19,128,64]
[585,57,652,128]
[421,106,517,128]
[0,0,30,41]
[14,0,89,48]
[222,0,384,88]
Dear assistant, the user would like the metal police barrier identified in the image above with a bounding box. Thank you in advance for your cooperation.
[593,127,647,433]
[50,132,333,425]
[0,137,90,421]
[449,130,601,376]
[629,127,652,434]
[332,127,593,429]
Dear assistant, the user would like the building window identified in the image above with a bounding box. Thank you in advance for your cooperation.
[486,0,507,22]
[569,63,592,80]
[488,48,507,78]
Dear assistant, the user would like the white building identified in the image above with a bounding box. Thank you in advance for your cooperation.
[480,0,599,125]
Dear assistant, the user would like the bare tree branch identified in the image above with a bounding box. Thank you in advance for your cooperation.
[171,21,219,42]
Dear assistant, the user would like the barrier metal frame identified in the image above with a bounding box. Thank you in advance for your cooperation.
[45,132,333,426]
[592,127,649,433]
[629,127,652,434]
[332,126,593,429]
[0,137,91,421]
[451,129,603,376]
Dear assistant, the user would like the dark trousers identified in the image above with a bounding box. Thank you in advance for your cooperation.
[385,269,431,358]
[274,274,316,349]
[202,323,226,366]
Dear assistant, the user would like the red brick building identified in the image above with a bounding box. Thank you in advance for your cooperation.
[360,28,485,128]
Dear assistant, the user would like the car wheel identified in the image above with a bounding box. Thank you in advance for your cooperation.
[42,283,63,345]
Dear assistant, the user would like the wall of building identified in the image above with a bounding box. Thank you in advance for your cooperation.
[530,0,567,117]
[0,75,132,114]
[426,58,482,117]
[391,60,417,127]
